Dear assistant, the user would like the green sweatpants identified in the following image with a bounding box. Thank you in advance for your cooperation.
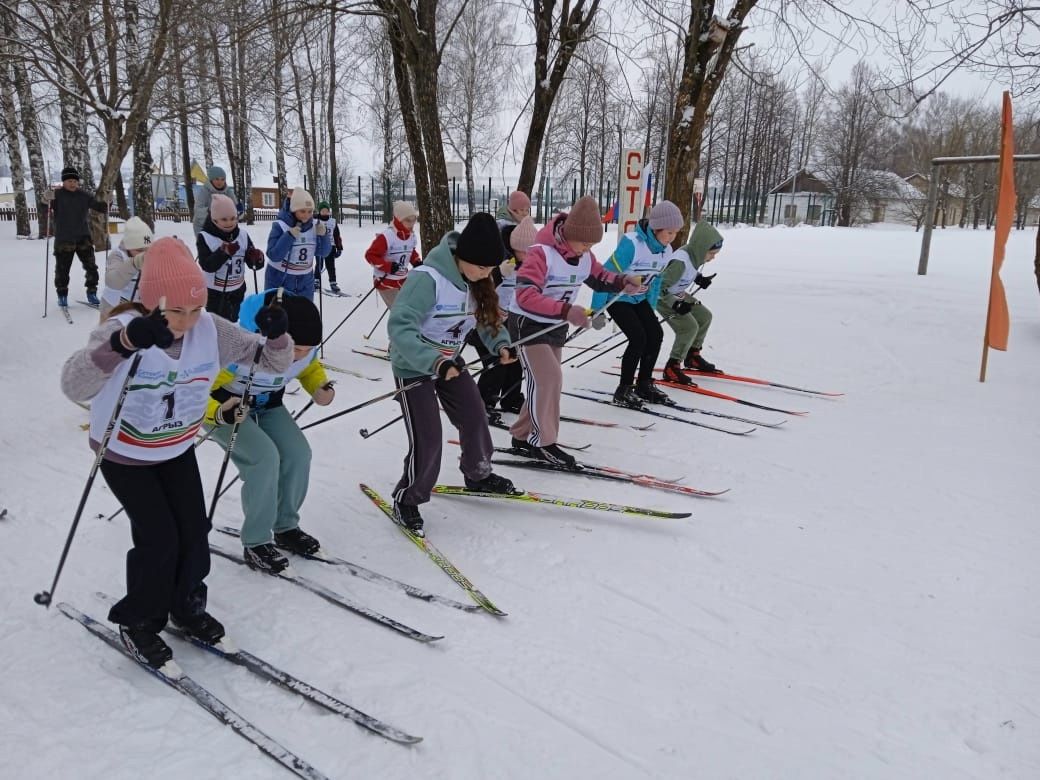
[657,299,712,360]
[209,405,312,547]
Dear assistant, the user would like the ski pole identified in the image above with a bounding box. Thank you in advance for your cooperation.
[363,307,389,340]
[210,394,320,504]
[561,327,624,367]
[300,375,430,432]
[42,205,51,318]
[206,288,283,523]
[317,274,324,359]
[34,296,163,607]
[320,286,375,350]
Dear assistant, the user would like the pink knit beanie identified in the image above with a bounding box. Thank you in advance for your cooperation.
[509,216,537,251]
[561,196,603,244]
[138,237,207,310]
[508,190,531,212]
[210,193,238,221]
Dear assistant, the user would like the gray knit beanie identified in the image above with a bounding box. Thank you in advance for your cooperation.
[648,200,684,231]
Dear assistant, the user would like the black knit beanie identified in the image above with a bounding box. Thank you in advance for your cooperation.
[61,166,81,182]
[455,212,505,267]
[265,291,322,346]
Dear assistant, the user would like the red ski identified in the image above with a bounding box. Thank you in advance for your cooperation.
[667,368,843,397]
[601,370,808,416]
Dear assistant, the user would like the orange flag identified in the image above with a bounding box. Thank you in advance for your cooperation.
[986,92,1015,351]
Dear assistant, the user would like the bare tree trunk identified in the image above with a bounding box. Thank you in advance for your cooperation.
[210,28,238,193]
[663,2,756,245]
[0,62,31,236]
[1034,222,1040,299]
[113,171,129,218]
[133,122,155,227]
[516,0,601,196]
[291,57,314,191]
[327,7,340,217]
[172,25,194,211]
[2,4,49,235]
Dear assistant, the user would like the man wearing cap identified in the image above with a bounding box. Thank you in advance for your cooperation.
[364,200,423,307]
[193,165,240,237]
[43,166,108,308]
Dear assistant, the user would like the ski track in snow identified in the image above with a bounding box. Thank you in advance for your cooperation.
[1,220,1039,778]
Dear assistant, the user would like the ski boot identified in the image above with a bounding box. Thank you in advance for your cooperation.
[662,358,695,386]
[393,502,425,537]
[329,282,341,294]
[57,294,69,308]
[685,348,719,373]
[170,611,226,646]
[244,543,290,575]
[635,380,675,406]
[538,443,578,470]
[85,290,100,307]
[465,471,521,494]
[119,625,173,669]
[509,436,539,458]
[274,527,321,556]
[485,405,503,426]
[612,383,644,410]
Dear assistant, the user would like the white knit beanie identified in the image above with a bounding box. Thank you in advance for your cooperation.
[123,216,153,251]
[289,187,315,212]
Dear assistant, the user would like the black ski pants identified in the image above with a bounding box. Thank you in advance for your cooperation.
[54,238,100,295]
[609,299,664,385]
[465,329,523,411]
[101,448,211,631]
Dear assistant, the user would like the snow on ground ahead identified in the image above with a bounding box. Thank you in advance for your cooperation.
[0,218,1038,779]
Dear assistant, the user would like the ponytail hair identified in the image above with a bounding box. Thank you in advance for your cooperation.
[105,301,149,321]
[468,276,502,334]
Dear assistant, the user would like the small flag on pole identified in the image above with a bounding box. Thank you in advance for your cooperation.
[980,91,1015,380]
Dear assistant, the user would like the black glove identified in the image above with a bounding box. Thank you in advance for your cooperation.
[695,273,716,290]
[118,308,174,353]
[436,355,466,380]
[672,299,692,315]
[255,304,289,339]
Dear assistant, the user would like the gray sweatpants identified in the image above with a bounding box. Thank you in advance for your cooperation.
[393,370,493,506]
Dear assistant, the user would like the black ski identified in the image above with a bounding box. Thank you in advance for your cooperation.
[59,305,73,324]
[352,348,390,362]
[360,484,506,616]
[579,388,786,427]
[320,361,382,381]
[215,526,480,613]
[562,391,756,435]
[77,300,100,310]
[58,603,328,779]
[209,545,443,643]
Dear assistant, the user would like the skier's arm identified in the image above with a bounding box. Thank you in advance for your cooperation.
[213,314,294,374]
[365,234,393,274]
[60,319,131,402]
[386,271,442,374]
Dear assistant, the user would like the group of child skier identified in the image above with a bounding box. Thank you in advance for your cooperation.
[58,174,722,669]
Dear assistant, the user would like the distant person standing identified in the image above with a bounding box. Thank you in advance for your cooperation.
[496,190,531,230]
[364,200,422,307]
[193,166,240,237]
[44,166,108,309]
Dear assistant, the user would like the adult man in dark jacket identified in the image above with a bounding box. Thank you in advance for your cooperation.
[44,166,107,307]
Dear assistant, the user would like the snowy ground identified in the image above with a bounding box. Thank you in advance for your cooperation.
[0,216,1038,779]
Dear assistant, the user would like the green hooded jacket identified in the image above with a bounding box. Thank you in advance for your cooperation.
[657,222,723,309]
[388,231,511,379]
